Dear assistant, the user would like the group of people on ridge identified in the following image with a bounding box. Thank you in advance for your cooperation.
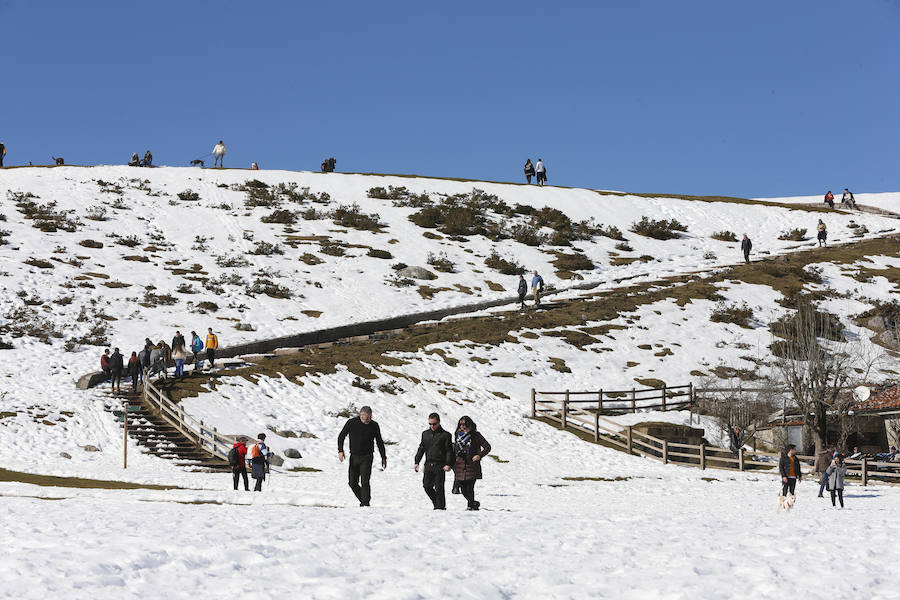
[128,151,153,167]
[823,188,856,209]
[523,158,547,185]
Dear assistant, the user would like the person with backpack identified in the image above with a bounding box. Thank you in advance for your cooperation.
[414,413,454,510]
[171,331,185,354]
[531,270,544,307]
[249,433,272,491]
[128,351,141,393]
[817,219,827,247]
[141,150,153,167]
[337,406,387,507]
[138,345,150,382]
[517,274,528,309]
[741,234,752,264]
[205,328,219,368]
[779,444,802,501]
[190,331,204,373]
[213,140,226,168]
[453,415,492,511]
[229,437,250,491]
[109,347,125,394]
[841,188,856,209]
[825,453,848,508]
[824,190,834,209]
[524,159,535,184]
[535,159,547,186]
[0,141,6,167]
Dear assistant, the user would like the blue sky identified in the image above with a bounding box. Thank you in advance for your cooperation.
[1,0,898,197]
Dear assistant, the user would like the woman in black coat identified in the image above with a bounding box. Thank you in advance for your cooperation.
[453,415,491,510]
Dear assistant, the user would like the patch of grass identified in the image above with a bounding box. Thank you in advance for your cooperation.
[485,250,525,275]
[261,209,297,224]
[552,252,594,272]
[331,203,383,231]
[79,239,104,249]
[0,468,181,490]
[177,190,200,202]
[633,378,666,388]
[367,248,393,259]
[711,230,738,242]
[778,228,807,241]
[630,217,688,240]
[287,466,323,472]
[427,252,455,273]
[24,258,54,269]
[562,476,631,482]
[549,357,572,373]
[300,253,324,265]
[250,241,284,256]
[484,280,505,292]
[301,310,322,318]
[710,302,754,328]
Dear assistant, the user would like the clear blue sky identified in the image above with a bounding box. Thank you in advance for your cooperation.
[2,1,898,197]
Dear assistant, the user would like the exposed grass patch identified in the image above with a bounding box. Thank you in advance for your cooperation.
[711,230,738,242]
[301,310,323,318]
[633,378,666,388]
[630,217,688,240]
[0,468,181,490]
[710,302,754,328]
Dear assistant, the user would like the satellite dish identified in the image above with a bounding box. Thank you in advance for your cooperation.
[853,386,871,402]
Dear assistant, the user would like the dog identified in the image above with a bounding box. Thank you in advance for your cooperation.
[777,493,796,513]
[190,159,204,167]
[52,157,65,166]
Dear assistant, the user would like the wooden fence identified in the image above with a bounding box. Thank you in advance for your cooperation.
[531,387,900,485]
[143,379,236,462]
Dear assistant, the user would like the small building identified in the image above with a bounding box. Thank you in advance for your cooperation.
[856,385,900,449]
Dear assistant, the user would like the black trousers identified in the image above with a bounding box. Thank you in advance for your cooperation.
[458,479,478,509]
[111,369,122,389]
[254,476,263,492]
[743,250,750,264]
[830,488,844,507]
[207,348,216,368]
[233,467,248,491]
[423,464,447,509]
[349,454,374,505]
[781,477,797,496]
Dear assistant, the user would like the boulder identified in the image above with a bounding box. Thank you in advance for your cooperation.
[396,266,437,281]
[59,452,72,459]
[877,330,900,351]
[83,444,100,452]
[284,448,302,459]
[868,316,895,331]
[268,454,285,467]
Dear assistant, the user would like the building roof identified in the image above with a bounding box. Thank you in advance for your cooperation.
[857,385,900,413]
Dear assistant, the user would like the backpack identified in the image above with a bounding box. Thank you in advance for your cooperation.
[227,446,241,467]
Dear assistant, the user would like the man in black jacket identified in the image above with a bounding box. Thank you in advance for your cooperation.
[741,234,752,264]
[338,406,387,506]
[414,413,453,510]
[779,444,802,498]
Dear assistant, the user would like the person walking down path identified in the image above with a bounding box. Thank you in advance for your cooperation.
[229,438,250,491]
[101,348,111,381]
[817,219,827,247]
[815,445,835,498]
[779,444,802,500]
[414,413,454,510]
[0,141,6,167]
[109,347,124,394]
[841,188,856,209]
[531,270,544,307]
[524,159,535,184]
[535,159,547,186]
[517,274,528,309]
[138,346,150,382]
[190,331,204,373]
[741,234,752,264]
[824,190,834,209]
[826,454,848,508]
[453,416,492,511]
[205,328,219,369]
[249,433,271,492]
[127,352,141,393]
[213,140,226,168]
[337,406,387,507]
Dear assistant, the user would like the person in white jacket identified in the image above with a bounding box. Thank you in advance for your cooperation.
[535,159,546,186]
[213,140,226,168]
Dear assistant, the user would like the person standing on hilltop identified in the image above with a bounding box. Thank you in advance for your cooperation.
[205,328,219,369]
[338,406,387,507]
[213,140,226,168]
[0,141,6,167]
[741,234,752,264]
[524,159,535,184]
[535,158,547,186]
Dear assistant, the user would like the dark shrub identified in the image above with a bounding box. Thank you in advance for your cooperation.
[261,209,297,224]
[250,241,284,256]
[778,228,807,241]
[630,217,688,240]
[177,190,200,201]
[553,252,594,272]
[367,249,393,259]
[711,230,738,242]
[331,203,382,231]
[427,252,455,273]
[485,250,525,275]
[710,302,754,328]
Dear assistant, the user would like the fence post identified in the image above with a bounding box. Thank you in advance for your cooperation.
[593,411,599,443]
[862,458,868,486]
[626,426,633,454]
[562,390,569,430]
[663,440,669,464]
[531,388,536,418]
[598,389,603,413]
[738,448,744,471]
[700,444,706,470]
[631,388,636,413]
[661,385,667,412]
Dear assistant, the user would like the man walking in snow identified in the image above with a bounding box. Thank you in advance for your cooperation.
[741,234,752,264]
[190,331,204,372]
[213,140,226,168]
[779,444,802,500]
[535,158,547,186]
[815,445,834,498]
[230,437,250,491]
[414,413,453,510]
[517,274,528,309]
[109,347,124,394]
[531,270,544,307]
[205,328,219,369]
[337,406,387,507]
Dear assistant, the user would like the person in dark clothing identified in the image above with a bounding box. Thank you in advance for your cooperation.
[453,415,492,510]
[824,190,834,209]
[414,413,454,510]
[101,348,111,381]
[517,274,527,309]
[141,150,153,167]
[814,445,835,498]
[127,351,141,393]
[337,406,387,506]
[841,188,855,209]
[741,234,752,264]
[171,331,185,354]
[231,438,250,491]
[0,141,6,167]
[128,152,140,167]
[109,347,124,394]
[250,433,271,491]
[779,444,802,499]
[524,159,535,184]
[817,219,827,247]
[826,454,847,508]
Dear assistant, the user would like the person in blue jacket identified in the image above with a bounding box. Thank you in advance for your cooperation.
[531,270,544,307]
[190,330,204,373]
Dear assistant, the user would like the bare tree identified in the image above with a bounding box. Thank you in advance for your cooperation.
[696,373,781,452]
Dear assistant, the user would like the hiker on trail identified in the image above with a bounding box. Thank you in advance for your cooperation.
[524,159,535,184]
[0,141,6,167]
[141,150,153,167]
[535,159,547,186]
[109,347,124,394]
[101,348,111,381]
[414,413,454,510]
[817,219,827,247]
[779,444,802,500]
[531,270,544,307]
[138,346,150,381]
[205,328,219,369]
[230,437,250,491]
[149,342,166,379]
[815,445,835,498]
[212,141,226,168]
[517,274,528,309]
[160,340,173,369]
[250,433,272,492]
[741,234,752,264]
[172,343,187,378]
[824,190,835,209]
[128,351,141,393]
[453,415,492,511]
[337,405,387,507]
[841,188,856,209]
[190,331,204,372]
[171,331,185,354]
[826,453,848,508]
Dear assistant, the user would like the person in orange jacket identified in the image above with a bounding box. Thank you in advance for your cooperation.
[205,328,219,368]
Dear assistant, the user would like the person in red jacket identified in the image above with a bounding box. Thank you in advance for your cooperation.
[100,348,111,381]
[231,439,249,491]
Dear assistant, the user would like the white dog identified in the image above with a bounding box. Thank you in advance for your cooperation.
[778,493,796,512]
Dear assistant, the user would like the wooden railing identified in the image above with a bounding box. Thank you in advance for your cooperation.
[530,383,694,418]
[143,379,236,462]
[531,387,899,485]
